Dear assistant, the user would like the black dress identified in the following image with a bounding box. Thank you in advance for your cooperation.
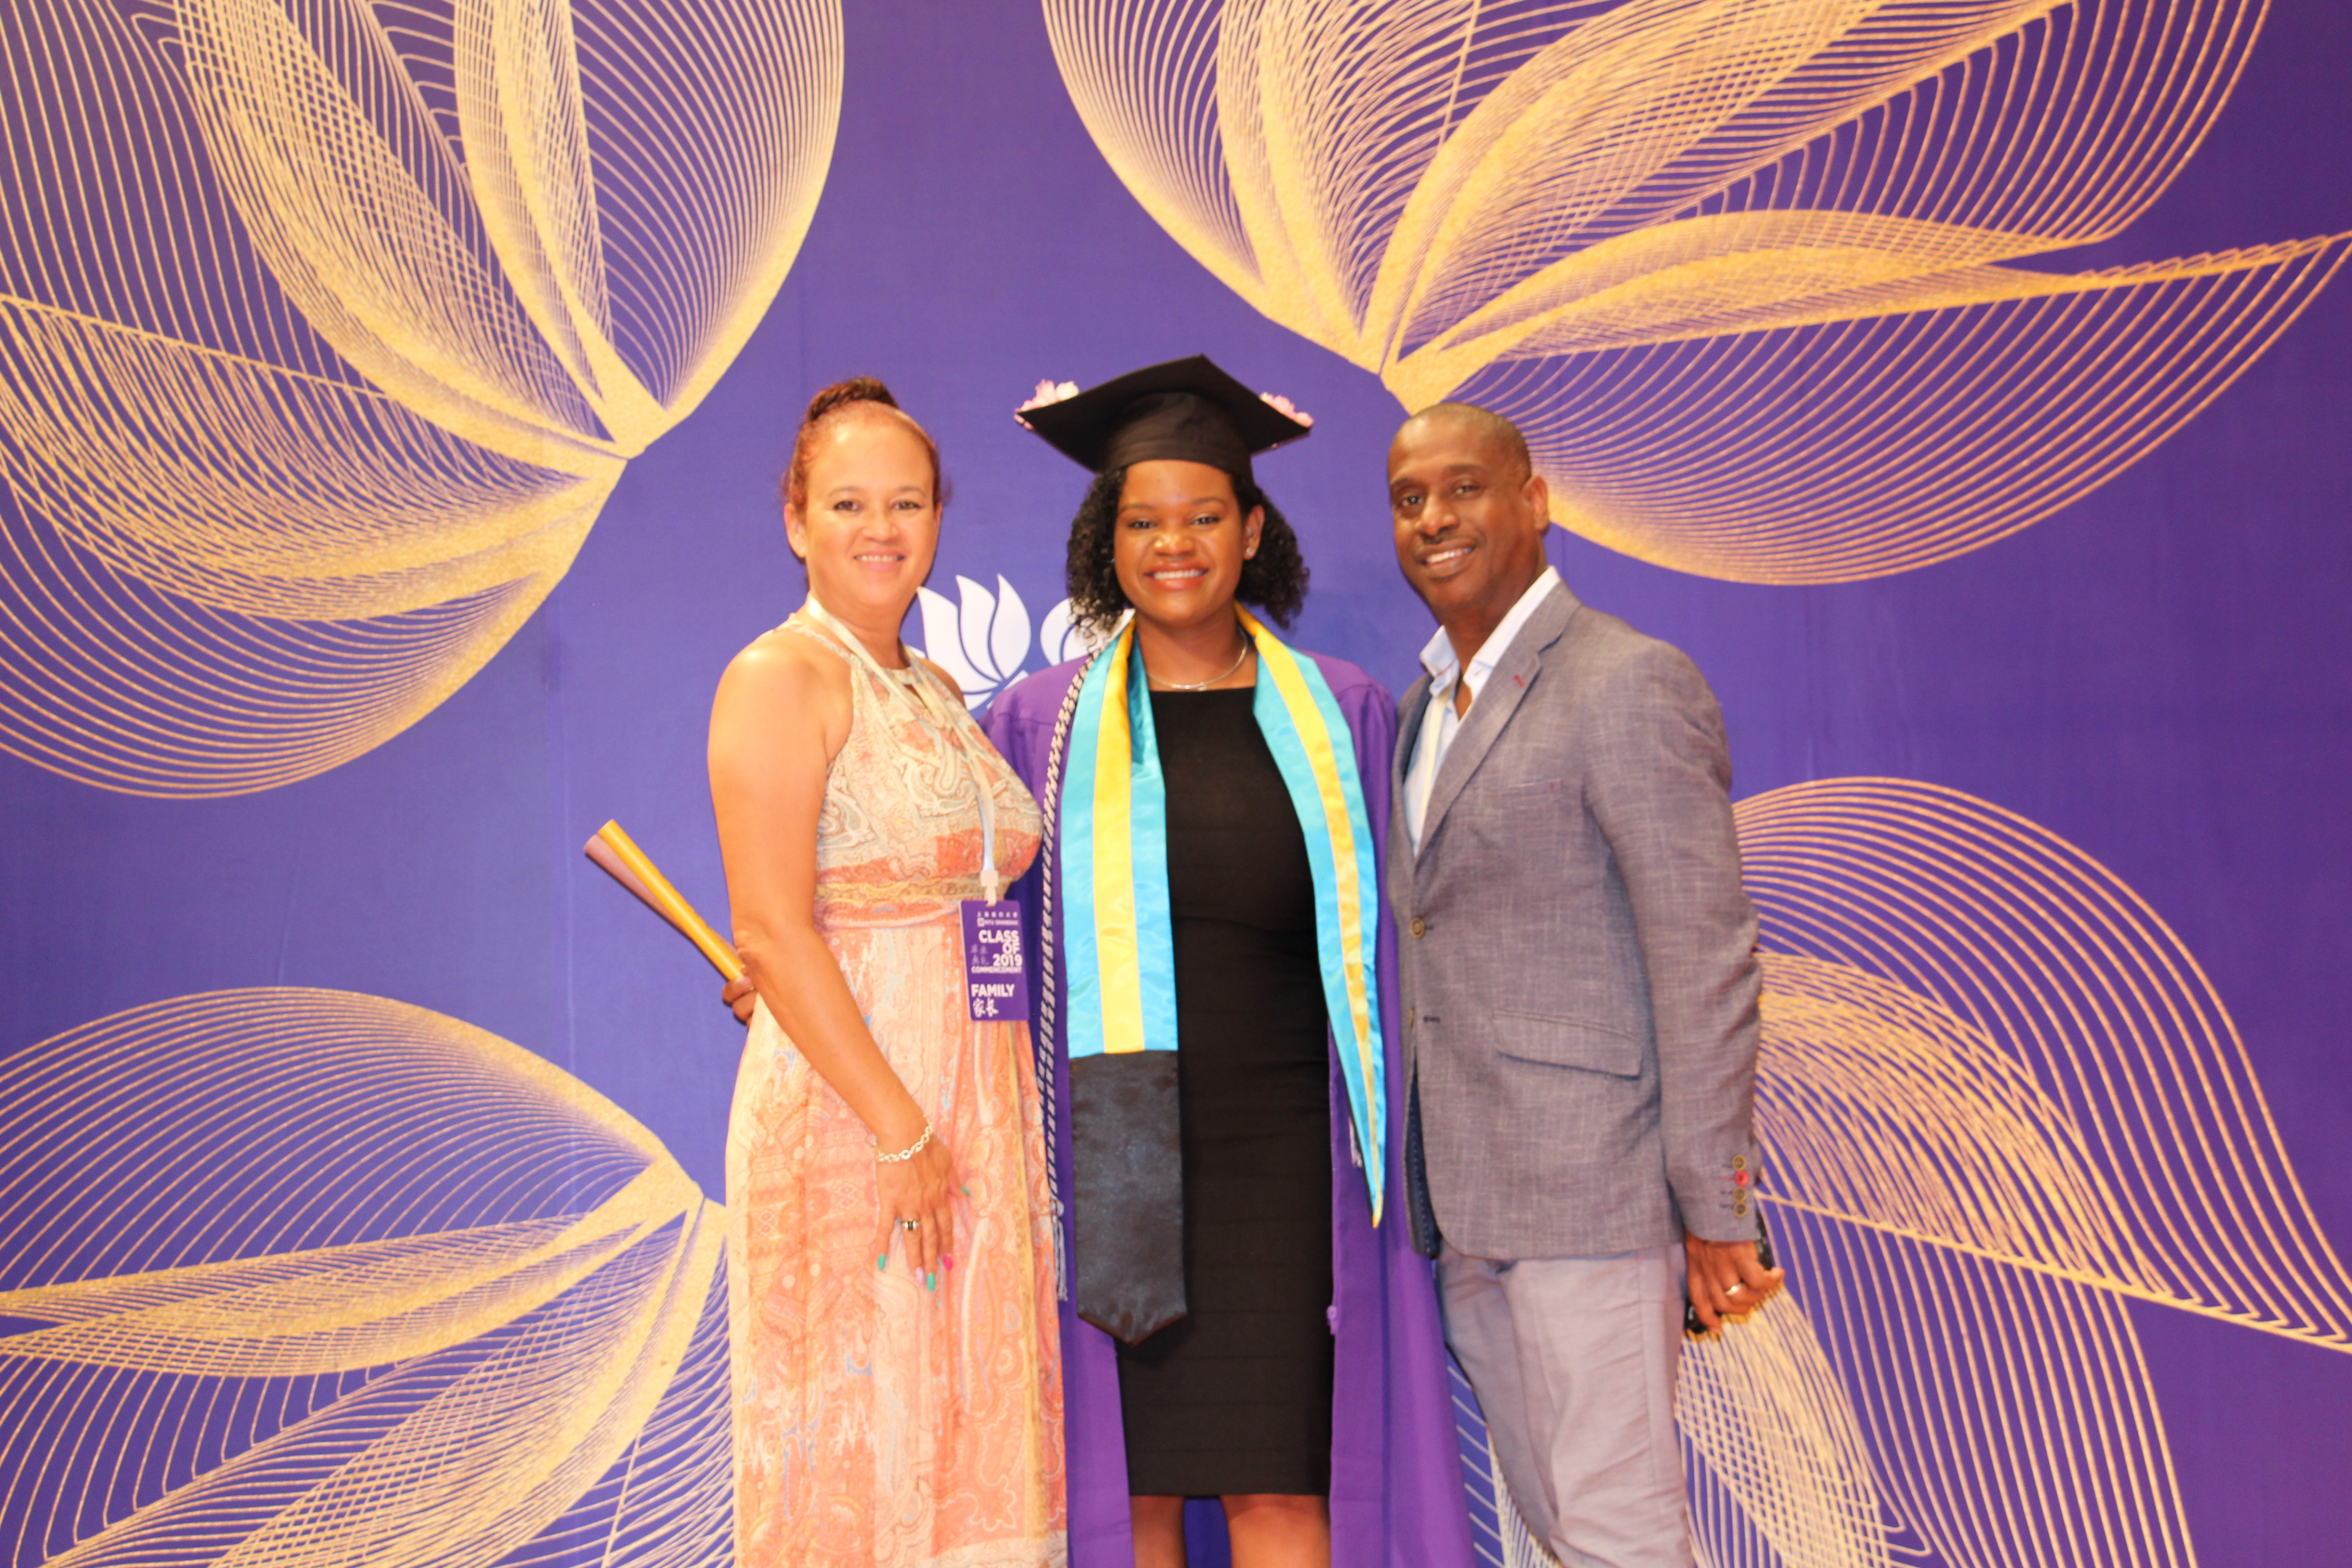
[1117,687,1334,1497]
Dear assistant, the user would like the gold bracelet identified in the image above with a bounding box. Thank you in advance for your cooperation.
[876,1124,932,1163]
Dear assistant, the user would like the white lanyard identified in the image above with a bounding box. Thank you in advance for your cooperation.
[801,595,1003,901]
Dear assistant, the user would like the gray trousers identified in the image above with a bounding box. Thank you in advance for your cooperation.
[1439,1242,1691,1568]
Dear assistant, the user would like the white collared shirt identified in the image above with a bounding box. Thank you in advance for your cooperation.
[1405,566,1562,852]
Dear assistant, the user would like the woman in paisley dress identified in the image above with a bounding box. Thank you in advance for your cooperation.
[709,379,1065,1568]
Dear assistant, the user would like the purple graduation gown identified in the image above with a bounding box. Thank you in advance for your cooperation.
[984,652,1475,1568]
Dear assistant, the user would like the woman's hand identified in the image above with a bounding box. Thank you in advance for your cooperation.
[874,1131,958,1285]
[721,975,757,1024]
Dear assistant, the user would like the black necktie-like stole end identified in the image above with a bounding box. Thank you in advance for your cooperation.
[1405,1077,1442,1261]
[1070,1049,1186,1343]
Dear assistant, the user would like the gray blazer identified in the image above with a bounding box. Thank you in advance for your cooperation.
[1387,581,1762,1261]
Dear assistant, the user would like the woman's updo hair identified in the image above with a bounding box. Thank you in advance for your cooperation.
[781,377,946,516]
[1064,464,1309,637]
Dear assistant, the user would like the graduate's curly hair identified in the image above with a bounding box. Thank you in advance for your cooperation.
[1063,466,1310,638]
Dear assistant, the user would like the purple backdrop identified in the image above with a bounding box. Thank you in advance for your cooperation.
[4,1,2348,1562]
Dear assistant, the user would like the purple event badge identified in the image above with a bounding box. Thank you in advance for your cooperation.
[960,899,1030,1023]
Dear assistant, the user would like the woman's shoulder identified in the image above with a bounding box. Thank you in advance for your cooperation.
[708,620,856,767]
[1296,649,1393,712]
[715,621,848,709]
[983,656,1088,730]
[976,656,1091,784]
[728,619,828,675]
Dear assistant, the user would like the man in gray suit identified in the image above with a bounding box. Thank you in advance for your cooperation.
[1384,403,1783,1568]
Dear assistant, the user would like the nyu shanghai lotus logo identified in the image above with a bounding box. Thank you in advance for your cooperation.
[915,574,1099,708]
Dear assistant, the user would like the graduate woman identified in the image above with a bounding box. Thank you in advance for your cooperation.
[984,359,1472,1568]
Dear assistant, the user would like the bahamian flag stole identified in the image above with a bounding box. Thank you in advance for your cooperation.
[1058,611,1387,1343]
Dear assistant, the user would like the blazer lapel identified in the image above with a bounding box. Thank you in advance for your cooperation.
[1416,583,1580,858]
[1388,674,1434,917]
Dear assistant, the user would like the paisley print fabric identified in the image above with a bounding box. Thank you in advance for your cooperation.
[726,609,1065,1568]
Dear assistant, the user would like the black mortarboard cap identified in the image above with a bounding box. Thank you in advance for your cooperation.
[1020,354,1310,485]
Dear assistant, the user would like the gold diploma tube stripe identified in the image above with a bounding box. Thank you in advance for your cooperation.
[585,820,744,982]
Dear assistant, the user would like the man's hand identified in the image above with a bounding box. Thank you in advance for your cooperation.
[1685,1231,1784,1335]
[721,975,757,1024]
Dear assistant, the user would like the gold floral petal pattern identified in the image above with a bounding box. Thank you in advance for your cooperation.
[1678,1291,1891,1568]
[1048,0,2345,582]
[0,989,729,1568]
[494,1267,733,1568]
[1648,779,2352,1567]
[0,303,609,618]
[176,0,607,459]
[1755,1209,2197,1568]
[0,516,554,799]
[0,0,841,796]
[1450,238,2347,581]
[1735,779,2352,1349]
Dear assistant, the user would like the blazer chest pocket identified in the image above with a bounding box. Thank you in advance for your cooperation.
[1461,774,1568,816]
[1490,1011,1642,1078]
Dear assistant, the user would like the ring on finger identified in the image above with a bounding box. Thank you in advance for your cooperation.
[900,1218,920,1231]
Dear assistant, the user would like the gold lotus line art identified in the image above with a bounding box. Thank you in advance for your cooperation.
[0,0,843,797]
[1044,0,2349,583]
[1643,778,2350,1568]
[0,989,731,1568]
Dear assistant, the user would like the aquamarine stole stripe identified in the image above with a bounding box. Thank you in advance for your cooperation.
[1248,645,1388,1218]
[1122,635,1180,1056]
[1059,642,1109,1061]
[1059,627,1179,1060]
[1056,620,1389,1219]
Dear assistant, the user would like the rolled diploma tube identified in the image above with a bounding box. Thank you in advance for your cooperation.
[584,820,745,982]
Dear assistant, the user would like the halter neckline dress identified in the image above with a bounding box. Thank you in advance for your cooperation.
[725,608,1066,1567]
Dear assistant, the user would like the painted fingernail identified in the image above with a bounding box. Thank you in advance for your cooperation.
[943,1254,956,1271]
[877,1254,889,1270]
[926,1272,937,1291]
